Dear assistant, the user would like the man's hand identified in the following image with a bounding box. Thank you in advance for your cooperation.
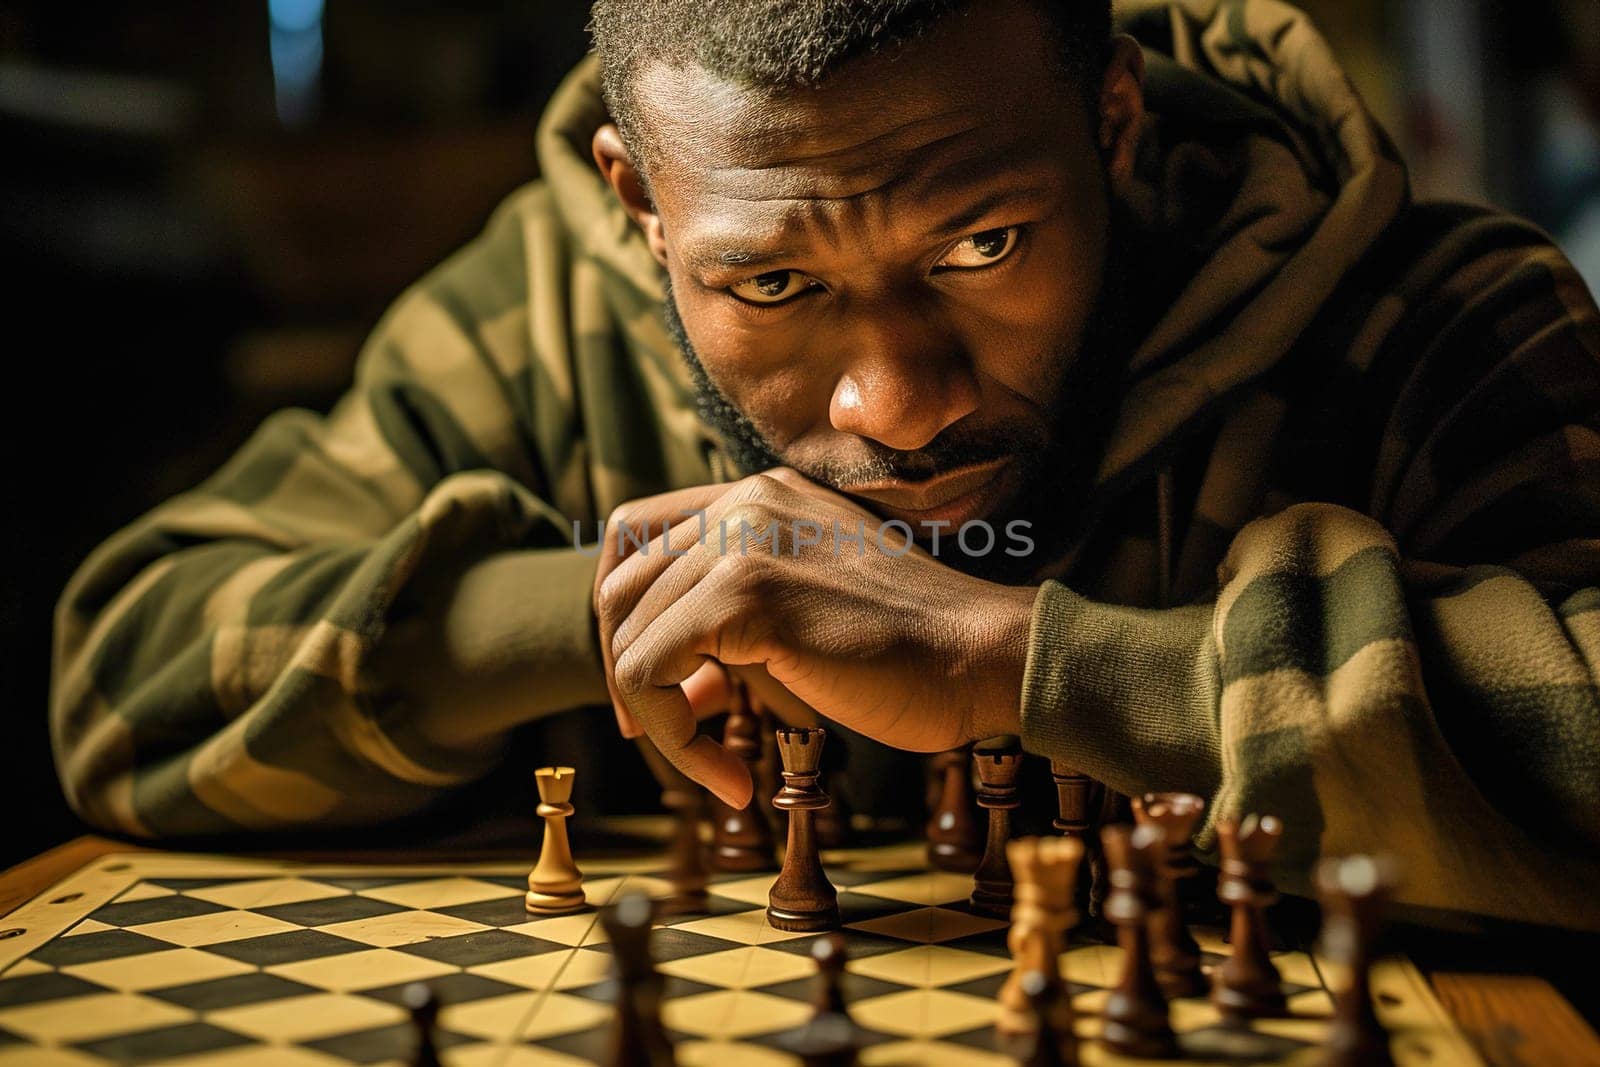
[592,468,1035,808]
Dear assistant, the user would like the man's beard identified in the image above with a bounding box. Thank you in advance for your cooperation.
[660,256,1130,584]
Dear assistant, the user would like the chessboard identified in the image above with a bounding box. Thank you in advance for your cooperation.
[0,836,1484,1066]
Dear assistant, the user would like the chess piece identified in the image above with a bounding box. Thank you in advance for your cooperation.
[1100,824,1177,1058]
[926,745,982,872]
[998,835,1081,1062]
[401,982,442,1067]
[526,766,585,915]
[813,733,852,849]
[708,689,778,871]
[970,739,1023,917]
[789,933,866,1067]
[659,785,709,917]
[1020,970,1071,1067]
[602,890,676,1067]
[1211,814,1289,1019]
[1049,760,1101,915]
[768,727,841,931]
[1317,855,1400,1067]
[1133,792,1207,997]
[1090,788,1130,916]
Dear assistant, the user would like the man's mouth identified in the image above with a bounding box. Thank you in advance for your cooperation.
[842,456,1016,528]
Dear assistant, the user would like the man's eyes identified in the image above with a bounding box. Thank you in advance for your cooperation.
[932,226,1021,271]
[724,225,1024,307]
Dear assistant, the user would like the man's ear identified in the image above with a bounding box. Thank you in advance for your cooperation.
[593,123,670,269]
[1095,35,1146,198]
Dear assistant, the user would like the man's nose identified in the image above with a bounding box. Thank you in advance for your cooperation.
[827,307,979,452]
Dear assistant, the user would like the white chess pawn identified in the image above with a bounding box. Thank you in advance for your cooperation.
[526,766,585,914]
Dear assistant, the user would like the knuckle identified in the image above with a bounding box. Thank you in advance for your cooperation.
[720,549,775,595]
[594,572,631,622]
[721,500,776,534]
[612,645,650,697]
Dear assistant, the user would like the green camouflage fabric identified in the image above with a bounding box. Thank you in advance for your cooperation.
[53,0,1600,926]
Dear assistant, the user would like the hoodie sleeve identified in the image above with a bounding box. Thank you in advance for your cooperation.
[50,183,614,839]
[1018,216,1600,927]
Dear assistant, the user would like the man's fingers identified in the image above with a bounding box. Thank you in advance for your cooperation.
[594,485,728,737]
[604,524,717,656]
[619,671,752,808]
[611,583,771,807]
[680,659,734,720]
[730,665,820,727]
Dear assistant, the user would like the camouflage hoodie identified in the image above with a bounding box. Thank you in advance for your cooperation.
[52,0,1600,926]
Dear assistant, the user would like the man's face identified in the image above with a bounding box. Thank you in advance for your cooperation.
[630,2,1122,569]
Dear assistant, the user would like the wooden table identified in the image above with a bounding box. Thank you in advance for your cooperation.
[6,835,1600,1066]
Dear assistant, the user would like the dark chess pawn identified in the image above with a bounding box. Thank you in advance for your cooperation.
[708,691,778,872]
[659,785,709,917]
[602,890,675,1067]
[1211,814,1290,1020]
[401,982,442,1067]
[1020,970,1073,1067]
[1132,792,1207,997]
[813,731,852,849]
[970,738,1023,917]
[1048,759,1096,913]
[790,933,866,1067]
[1316,855,1401,1067]
[926,745,983,872]
[1100,824,1177,1059]
[767,727,841,931]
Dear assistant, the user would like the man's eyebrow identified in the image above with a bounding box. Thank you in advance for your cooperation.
[685,183,1052,277]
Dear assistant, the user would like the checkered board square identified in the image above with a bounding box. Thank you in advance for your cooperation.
[0,841,1482,1065]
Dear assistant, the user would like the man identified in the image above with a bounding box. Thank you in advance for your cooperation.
[52,0,1600,927]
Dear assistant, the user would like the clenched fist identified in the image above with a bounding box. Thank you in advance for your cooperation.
[592,467,1034,807]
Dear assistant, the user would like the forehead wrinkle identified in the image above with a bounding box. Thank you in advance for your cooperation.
[684,139,1057,275]
[700,121,998,205]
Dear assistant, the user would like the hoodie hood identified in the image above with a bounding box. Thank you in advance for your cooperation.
[534,0,1409,497]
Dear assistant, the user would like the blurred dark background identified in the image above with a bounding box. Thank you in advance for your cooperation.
[4,0,1599,869]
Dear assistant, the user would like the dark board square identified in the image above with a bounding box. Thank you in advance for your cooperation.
[651,893,758,926]
[74,1021,253,1061]
[142,878,241,891]
[577,928,742,963]
[566,974,719,1003]
[939,931,1014,959]
[0,971,110,1008]
[834,891,921,923]
[940,972,1102,1002]
[205,929,369,965]
[31,929,173,966]
[754,970,910,1004]
[303,1022,475,1064]
[829,867,921,887]
[942,1024,1006,1052]
[940,972,1010,1000]
[147,972,323,1011]
[533,1024,625,1062]
[89,895,232,928]
[313,876,424,891]
[749,1020,900,1055]
[397,929,567,966]
[252,895,407,927]
[478,875,532,891]
[359,973,528,1006]
[429,895,534,928]
[764,929,909,961]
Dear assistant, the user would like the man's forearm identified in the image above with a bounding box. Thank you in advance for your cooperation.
[1016,501,1600,928]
